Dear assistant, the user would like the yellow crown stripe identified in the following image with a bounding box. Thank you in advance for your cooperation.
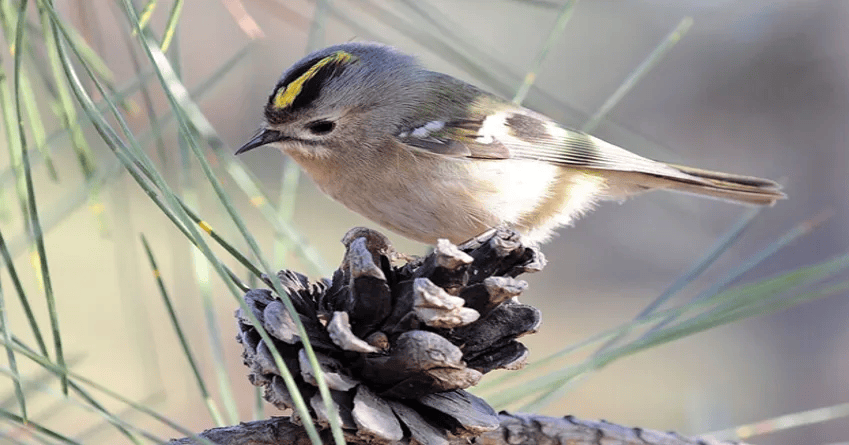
[273,51,356,110]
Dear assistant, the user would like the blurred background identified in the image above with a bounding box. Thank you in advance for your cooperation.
[1,1,847,444]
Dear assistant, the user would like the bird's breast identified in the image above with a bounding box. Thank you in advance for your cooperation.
[289,146,595,244]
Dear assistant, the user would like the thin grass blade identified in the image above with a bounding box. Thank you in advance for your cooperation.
[502,251,849,411]
[37,3,107,235]
[18,69,58,181]
[13,0,67,394]
[120,20,169,165]
[160,0,183,51]
[0,365,149,444]
[252,385,264,421]
[116,6,344,441]
[595,207,761,354]
[0,49,30,231]
[8,337,216,445]
[0,409,82,445]
[134,0,156,34]
[0,268,26,421]
[5,47,257,289]
[512,0,576,104]
[582,17,692,133]
[709,390,849,440]
[274,0,332,267]
[640,209,832,340]
[0,231,48,356]
[165,21,240,424]
[140,234,226,426]
[43,4,325,442]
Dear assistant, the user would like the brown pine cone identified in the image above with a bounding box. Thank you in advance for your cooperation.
[236,227,544,443]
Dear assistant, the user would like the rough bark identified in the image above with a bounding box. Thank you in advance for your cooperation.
[168,412,746,445]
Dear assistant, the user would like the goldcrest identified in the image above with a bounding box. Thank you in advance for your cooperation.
[237,42,784,245]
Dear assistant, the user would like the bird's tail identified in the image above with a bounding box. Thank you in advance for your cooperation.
[658,164,785,205]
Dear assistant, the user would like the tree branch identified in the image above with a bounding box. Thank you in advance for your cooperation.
[168,412,745,445]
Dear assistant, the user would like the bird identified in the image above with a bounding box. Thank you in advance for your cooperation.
[236,42,785,245]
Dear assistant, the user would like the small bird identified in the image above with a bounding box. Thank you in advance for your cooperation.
[236,42,785,245]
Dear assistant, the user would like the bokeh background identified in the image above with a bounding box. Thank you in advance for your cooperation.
[1,1,847,444]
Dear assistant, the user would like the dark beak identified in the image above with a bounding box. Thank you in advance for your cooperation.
[235,129,289,155]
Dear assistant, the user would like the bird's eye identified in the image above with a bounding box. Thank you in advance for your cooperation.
[305,120,335,135]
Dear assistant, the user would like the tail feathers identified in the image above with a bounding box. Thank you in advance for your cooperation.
[661,164,786,206]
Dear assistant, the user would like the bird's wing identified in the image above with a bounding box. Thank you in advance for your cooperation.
[395,110,694,181]
[395,108,784,205]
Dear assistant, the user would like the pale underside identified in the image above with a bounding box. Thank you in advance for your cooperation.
[286,139,613,245]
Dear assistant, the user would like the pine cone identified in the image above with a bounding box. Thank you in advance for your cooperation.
[236,227,544,443]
